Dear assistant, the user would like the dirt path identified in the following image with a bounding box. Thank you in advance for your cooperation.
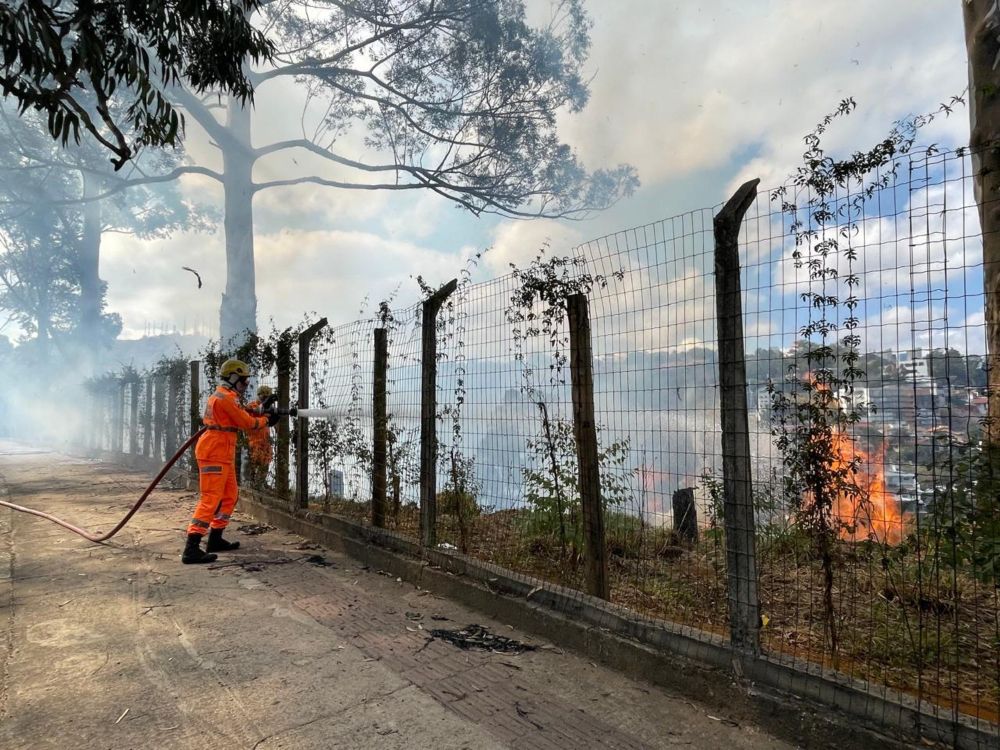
[0,444,794,749]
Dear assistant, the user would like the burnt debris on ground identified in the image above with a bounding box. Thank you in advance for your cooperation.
[302,553,334,567]
[237,523,275,535]
[430,624,535,654]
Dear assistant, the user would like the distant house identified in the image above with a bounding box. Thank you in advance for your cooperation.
[971,395,988,417]
[756,387,772,422]
[897,349,930,381]
[885,466,917,494]
[913,381,942,410]
[868,383,916,421]
[836,385,871,414]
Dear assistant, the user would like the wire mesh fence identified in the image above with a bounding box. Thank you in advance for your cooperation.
[83,146,998,747]
[737,148,996,738]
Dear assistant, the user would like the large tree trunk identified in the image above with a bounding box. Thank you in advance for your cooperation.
[219,97,257,348]
[79,172,104,369]
[963,0,1000,439]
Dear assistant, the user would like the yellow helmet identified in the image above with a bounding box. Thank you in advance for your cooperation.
[220,359,251,380]
[257,385,273,398]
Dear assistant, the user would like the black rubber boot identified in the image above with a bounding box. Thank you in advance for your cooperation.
[181,533,218,564]
[206,527,240,552]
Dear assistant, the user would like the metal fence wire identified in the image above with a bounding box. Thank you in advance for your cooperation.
[85,146,998,748]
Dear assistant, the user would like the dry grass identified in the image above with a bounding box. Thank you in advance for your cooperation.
[289,492,998,725]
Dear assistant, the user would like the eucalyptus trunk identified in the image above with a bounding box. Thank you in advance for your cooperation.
[963,0,1000,438]
[219,97,257,348]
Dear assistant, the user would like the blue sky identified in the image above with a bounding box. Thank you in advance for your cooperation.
[97,0,974,349]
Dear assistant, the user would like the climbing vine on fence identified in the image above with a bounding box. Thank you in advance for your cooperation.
[768,95,965,658]
[504,246,629,558]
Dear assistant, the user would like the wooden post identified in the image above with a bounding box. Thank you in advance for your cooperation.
[372,327,388,528]
[672,487,698,543]
[296,318,328,508]
[153,375,165,461]
[142,375,153,457]
[129,378,140,455]
[419,279,457,547]
[276,335,291,498]
[165,368,179,458]
[714,178,762,654]
[189,361,200,470]
[567,292,609,600]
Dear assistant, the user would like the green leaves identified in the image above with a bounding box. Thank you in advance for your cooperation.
[521,415,632,552]
[0,1,274,169]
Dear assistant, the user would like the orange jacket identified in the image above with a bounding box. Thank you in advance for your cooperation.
[195,385,268,463]
[246,399,273,464]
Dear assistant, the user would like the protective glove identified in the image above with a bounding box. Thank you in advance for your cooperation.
[262,393,279,410]
[266,410,281,427]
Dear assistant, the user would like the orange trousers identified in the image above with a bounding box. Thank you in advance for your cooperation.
[188,460,238,536]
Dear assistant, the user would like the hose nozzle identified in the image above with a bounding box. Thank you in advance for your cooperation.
[262,406,338,420]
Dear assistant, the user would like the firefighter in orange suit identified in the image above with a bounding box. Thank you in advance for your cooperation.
[182,359,279,564]
[246,385,275,487]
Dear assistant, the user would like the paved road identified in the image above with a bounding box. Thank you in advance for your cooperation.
[0,445,794,749]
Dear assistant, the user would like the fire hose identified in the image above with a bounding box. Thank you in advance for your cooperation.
[0,428,207,543]
[0,406,344,544]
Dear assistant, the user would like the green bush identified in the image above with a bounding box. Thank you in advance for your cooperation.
[521,415,633,556]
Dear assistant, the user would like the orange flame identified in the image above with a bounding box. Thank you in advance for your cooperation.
[826,431,906,545]
[792,372,906,545]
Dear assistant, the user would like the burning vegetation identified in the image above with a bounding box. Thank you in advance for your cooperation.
[823,431,906,545]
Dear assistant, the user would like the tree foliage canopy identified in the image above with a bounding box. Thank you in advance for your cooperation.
[0,0,274,169]
[0,101,210,357]
[249,0,637,218]
[0,134,94,351]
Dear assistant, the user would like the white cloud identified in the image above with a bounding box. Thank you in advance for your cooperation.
[485,219,586,275]
[550,0,968,189]
[254,228,471,328]
[380,192,446,241]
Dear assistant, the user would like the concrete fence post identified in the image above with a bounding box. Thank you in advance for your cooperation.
[372,327,388,528]
[419,279,457,547]
[567,292,609,600]
[296,318,328,508]
[714,178,762,655]
[276,335,291,498]
[672,488,698,543]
